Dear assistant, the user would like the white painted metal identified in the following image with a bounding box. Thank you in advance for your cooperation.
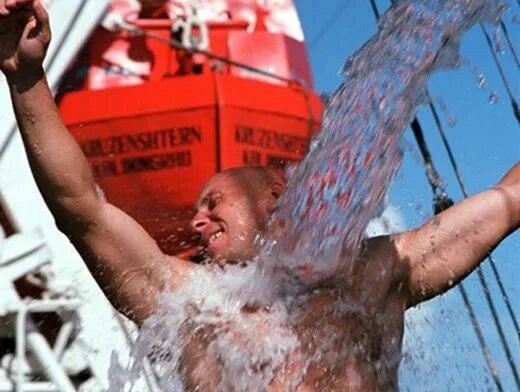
[0,382,59,392]
[0,0,147,390]
[22,329,76,392]
[0,230,78,391]
[52,319,74,360]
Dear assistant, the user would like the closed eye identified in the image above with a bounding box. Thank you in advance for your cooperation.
[208,198,218,210]
[201,192,222,211]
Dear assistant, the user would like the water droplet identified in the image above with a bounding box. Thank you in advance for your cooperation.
[493,27,505,55]
[447,116,457,128]
[438,98,457,127]
[477,73,488,89]
[462,58,489,90]
[489,91,499,104]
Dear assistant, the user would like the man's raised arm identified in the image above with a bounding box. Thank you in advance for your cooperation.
[394,162,520,307]
[1,0,191,324]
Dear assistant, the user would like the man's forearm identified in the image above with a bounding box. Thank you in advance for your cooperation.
[400,165,519,306]
[8,71,99,226]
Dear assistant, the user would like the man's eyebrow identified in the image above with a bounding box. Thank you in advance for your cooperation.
[196,192,213,209]
[195,196,207,209]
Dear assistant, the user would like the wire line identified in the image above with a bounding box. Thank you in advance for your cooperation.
[499,20,520,69]
[457,284,504,391]
[308,1,352,50]
[427,96,520,346]
[367,1,519,389]
[479,22,520,124]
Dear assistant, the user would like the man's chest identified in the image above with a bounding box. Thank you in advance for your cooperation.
[178,290,405,392]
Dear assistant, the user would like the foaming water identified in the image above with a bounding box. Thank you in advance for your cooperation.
[110,1,506,390]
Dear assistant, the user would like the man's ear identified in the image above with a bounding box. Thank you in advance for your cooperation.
[264,182,284,213]
[270,183,284,199]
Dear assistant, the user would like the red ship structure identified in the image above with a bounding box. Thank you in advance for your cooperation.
[58,0,323,255]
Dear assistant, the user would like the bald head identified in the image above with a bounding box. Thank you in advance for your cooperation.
[201,166,285,202]
[192,166,286,263]
[222,166,284,190]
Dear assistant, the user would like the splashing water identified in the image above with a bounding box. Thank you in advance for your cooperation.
[464,58,489,89]
[489,91,500,104]
[111,1,506,391]
[437,98,458,128]
[493,26,506,55]
[263,0,505,281]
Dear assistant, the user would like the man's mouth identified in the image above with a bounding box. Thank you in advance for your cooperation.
[208,229,224,244]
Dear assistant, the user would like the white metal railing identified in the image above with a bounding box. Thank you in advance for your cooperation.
[0,229,83,391]
[0,0,139,389]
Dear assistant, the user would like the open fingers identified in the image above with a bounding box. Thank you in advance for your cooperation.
[0,0,8,16]
[0,7,31,34]
[0,0,32,15]
[32,0,48,30]
[8,0,33,9]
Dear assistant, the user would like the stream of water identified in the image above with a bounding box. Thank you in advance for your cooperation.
[109,1,507,391]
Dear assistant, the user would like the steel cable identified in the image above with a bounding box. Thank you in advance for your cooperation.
[427,95,520,346]
[126,26,297,85]
[308,1,352,51]
[368,1,518,389]
[499,20,520,69]
[426,91,520,389]
[479,22,520,124]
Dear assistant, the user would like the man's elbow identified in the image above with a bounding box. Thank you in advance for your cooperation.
[497,162,520,224]
[492,184,520,232]
[498,162,520,188]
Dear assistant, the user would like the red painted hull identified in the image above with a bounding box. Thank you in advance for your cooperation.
[60,72,321,253]
[58,8,322,255]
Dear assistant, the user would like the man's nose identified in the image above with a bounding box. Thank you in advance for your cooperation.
[191,212,209,232]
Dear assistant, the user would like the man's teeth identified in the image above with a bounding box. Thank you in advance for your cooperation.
[209,230,223,243]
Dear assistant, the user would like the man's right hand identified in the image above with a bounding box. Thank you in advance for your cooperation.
[0,0,50,79]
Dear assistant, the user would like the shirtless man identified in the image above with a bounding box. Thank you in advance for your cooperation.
[1,1,519,390]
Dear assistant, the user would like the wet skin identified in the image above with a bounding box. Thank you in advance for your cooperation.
[180,274,407,392]
[184,185,407,391]
[156,166,520,391]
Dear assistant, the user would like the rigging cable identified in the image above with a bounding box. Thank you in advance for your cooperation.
[499,20,520,69]
[122,23,296,85]
[425,10,520,392]
[427,94,520,345]
[424,19,520,392]
[409,118,453,214]
[370,0,453,208]
[308,1,352,51]
[401,0,520,351]
[368,1,518,389]
[479,22,520,124]
[369,0,380,20]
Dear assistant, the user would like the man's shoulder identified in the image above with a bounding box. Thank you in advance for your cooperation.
[345,235,409,302]
[359,235,401,263]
